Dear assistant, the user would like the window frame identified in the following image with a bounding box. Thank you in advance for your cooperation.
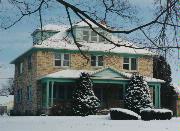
[27,85,32,101]
[54,53,70,67]
[82,30,89,42]
[123,57,138,71]
[17,62,24,75]
[91,55,104,67]
[27,55,32,70]
[82,29,106,43]
[17,88,22,103]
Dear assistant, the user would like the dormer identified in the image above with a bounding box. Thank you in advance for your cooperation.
[31,24,67,45]
[71,19,112,43]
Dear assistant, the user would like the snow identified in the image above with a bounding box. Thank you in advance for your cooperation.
[37,24,69,32]
[34,33,154,55]
[110,108,141,119]
[40,69,92,79]
[39,67,164,83]
[0,115,179,131]
[73,19,106,28]
[141,108,173,115]
[0,95,14,106]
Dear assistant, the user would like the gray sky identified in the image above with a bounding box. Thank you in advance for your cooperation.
[0,0,179,88]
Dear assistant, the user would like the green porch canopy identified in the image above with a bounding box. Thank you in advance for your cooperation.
[39,67,164,109]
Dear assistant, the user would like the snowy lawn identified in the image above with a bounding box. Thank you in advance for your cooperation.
[0,115,179,131]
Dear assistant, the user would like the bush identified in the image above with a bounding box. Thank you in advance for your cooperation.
[110,108,141,120]
[49,104,72,116]
[124,74,153,114]
[140,108,173,120]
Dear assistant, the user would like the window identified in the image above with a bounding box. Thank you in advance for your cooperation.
[58,87,65,100]
[17,89,22,102]
[83,30,89,41]
[91,31,98,42]
[91,55,104,67]
[28,55,32,70]
[17,62,24,75]
[123,58,137,71]
[27,86,32,101]
[131,58,137,70]
[82,29,107,42]
[123,58,129,70]
[99,32,105,42]
[54,53,70,67]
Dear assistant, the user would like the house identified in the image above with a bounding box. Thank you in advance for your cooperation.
[11,20,164,115]
[0,95,14,115]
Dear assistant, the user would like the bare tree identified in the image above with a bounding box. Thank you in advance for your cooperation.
[0,78,14,96]
[0,0,179,56]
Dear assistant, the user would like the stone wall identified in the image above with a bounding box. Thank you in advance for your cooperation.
[14,50,153,115]
[14,52,38,115]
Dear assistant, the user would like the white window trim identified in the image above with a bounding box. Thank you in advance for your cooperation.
[123,57,138,71]
[91,55,104,67]
[82,29,106,43]
[54,53,70,67]
[19,62,23,74]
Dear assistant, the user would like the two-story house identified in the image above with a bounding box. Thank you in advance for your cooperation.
[11,20,164,115]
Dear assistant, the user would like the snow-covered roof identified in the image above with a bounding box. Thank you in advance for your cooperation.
[73,19,106,28]
[0,95,14,106]
[31,24,69,36]
[34,29,154,55]
[11,21,155,64]
[39,67,164,83]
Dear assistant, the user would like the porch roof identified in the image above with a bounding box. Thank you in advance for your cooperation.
[39,67,164,84]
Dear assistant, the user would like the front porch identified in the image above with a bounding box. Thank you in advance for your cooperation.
[41,80,161,111]
[39,67,163,112]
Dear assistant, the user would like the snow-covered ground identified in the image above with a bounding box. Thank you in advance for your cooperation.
[0,115,179,131]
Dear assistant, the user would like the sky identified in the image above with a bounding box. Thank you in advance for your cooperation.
[0,0,179,89]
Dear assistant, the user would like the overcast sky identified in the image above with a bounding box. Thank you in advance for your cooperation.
[0,0,179,89]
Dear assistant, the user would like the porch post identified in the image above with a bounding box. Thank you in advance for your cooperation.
[158,85,161,108]
[46,81,49,109]
[155,85,160,108]
[51,81,54,107]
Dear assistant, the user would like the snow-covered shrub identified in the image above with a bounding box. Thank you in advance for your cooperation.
[49,104,72,116]
[72,72,101,116]
[110,108,141,120]
[124,74,153,114]
[140,108,173,120]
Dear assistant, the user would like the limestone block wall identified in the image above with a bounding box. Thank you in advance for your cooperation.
[13,50,153,115]
[14,52,38,115]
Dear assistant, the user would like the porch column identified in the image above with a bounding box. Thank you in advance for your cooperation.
[51,81,54,107]
[158,85,161,108]
[46,81,49,109]
[155,85,160,108]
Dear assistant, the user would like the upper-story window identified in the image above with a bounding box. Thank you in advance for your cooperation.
[91,31,98,42]
[82,29,106,43]
[123,57,137,71]
[83,30,89,41]
[54,53,70,67]
[17,62,24,75]
[28,55,32,70]
[91,55,104,67]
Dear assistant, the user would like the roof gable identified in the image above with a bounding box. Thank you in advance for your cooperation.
[91,67,128,79]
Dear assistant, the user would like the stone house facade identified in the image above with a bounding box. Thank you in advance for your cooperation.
[11,20,164,115]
